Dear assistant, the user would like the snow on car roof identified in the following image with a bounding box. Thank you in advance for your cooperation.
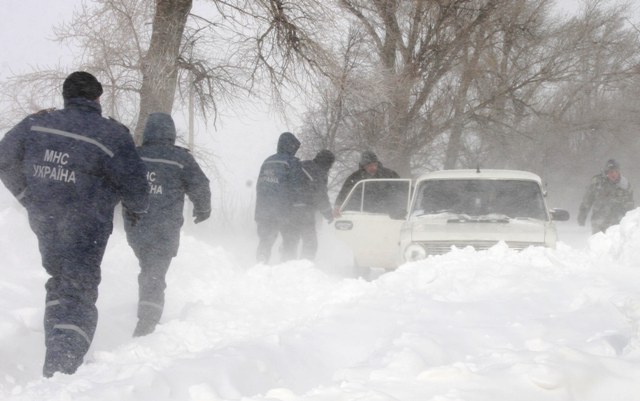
[415,169,542,183]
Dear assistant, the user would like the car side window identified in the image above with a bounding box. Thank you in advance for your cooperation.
[342,180,410,217]
[342,183,363,212]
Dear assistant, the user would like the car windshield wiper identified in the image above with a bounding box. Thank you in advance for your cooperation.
[512,216,545,221]
[447,213,511,223]
[413,209,461,217]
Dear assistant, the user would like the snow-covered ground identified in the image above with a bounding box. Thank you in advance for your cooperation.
[1,190,640,401]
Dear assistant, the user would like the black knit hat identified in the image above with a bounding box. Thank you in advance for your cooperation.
[359,150,379,167]
[314,149,335,168]
[62,71,103,100]
[605,158,620,172]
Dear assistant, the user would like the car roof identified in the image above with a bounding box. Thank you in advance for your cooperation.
[415,169,542,183]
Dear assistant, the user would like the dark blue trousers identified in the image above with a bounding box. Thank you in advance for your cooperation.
[29,214,108,377]
[256,219,299,263]
[132,248,173,336]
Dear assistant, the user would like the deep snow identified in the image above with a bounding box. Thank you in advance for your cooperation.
[1,189,640,401]
[2,0,640,398]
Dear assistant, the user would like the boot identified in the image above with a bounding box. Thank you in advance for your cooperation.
[132,319,157,337]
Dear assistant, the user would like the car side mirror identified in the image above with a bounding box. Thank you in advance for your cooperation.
[550,208,570,221]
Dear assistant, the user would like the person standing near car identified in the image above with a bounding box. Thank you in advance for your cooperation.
[0,71,149,377]
[255,132,304,263]
[295,149,335,260]
[333,150,400,215]
[578,158,634,234]
[123,112,211,337]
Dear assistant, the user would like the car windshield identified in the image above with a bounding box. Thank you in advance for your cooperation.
[412,179,548,220]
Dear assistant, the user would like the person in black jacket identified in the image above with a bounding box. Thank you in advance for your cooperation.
[334,150,400,214]
[255,132,304,263]
[0,71,149,377]
[123,112,211,337]
[296,149,335,260]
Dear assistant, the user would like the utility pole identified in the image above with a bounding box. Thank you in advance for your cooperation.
[188,73,195,151]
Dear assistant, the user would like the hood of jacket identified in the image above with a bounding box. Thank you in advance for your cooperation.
[277,132,300,156]
[142,112,176,146]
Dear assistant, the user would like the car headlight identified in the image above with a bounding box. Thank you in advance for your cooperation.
[404,243,427,262]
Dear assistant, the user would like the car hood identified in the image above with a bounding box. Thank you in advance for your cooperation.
[405,214,549,244]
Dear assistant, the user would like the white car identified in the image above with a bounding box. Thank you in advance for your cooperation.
[333,169,569,270]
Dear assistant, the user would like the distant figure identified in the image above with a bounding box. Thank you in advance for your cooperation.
[578,158,634,234]
[295,149,335,260]
[334,150,400,214]
[255,132,305,263]
[124,112,211,337]
[0,71,149,377]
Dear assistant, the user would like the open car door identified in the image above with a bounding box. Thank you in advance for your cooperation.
[333,179,412,269]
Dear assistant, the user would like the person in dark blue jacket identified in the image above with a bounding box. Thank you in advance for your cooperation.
[123,112,211,337]
[296,149,335,260]
[0,71,149,377]
[255,132,304,263]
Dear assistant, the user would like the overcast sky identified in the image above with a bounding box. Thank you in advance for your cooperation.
[0,0,83,80]
[0,0,589,80]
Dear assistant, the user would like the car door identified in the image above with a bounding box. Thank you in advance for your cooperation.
[333,179,412,269]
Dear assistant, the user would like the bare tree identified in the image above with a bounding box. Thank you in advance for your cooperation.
[529,0,640,201]
[132,0,193,141]
[297,0,640,185]
[298,0,507,176]
[0,0,331,137]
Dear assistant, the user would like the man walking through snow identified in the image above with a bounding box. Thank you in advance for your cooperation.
[0,71,149,377]
[123,112,211,337]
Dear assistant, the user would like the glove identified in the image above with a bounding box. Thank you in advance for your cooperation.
[193,209,210,224]
[125,209,143,227]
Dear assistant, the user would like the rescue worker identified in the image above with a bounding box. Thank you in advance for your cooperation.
[334,150,399,214]
[0,71,149,377]
[296,149,335,260]
[255,132,304,263]
[123,112,211,337]
[578,158,635,234]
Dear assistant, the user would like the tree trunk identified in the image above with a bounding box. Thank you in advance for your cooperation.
[444,121,463,170]
[133,0,192,143]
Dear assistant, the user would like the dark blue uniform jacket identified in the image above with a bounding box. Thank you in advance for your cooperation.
[0,98,149,234]
[124,112,211,257]
[254,132,303,223]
